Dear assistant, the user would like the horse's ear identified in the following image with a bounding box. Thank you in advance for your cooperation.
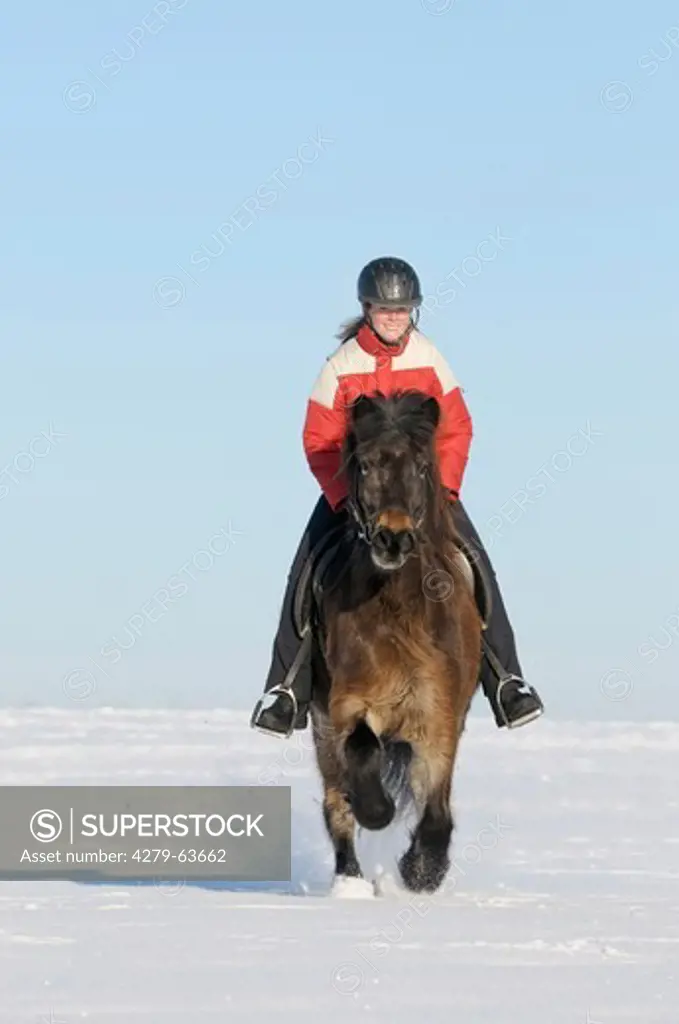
[419,395,440,430]
[348,393,377,427]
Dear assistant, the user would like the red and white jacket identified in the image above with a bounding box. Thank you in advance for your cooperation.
[303,323,473,510]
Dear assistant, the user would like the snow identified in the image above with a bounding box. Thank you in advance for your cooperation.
[1,708,678,1022]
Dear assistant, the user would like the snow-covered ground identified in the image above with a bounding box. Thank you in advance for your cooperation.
[1,708,678,1023]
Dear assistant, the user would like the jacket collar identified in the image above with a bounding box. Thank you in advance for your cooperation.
[355,322,412,359]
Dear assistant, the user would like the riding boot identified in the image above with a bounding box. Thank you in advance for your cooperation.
[479,635,544,729]
[250,495,346,739]
[448,498,545,729]
[250,630,314,738]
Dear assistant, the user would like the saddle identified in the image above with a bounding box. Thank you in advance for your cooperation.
[291,522,493,643]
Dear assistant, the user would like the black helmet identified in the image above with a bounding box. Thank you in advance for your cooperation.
[357,257,422,309]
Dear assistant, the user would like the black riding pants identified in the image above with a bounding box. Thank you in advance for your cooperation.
[262,494,523,707]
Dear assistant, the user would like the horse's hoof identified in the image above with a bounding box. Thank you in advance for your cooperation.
[351,792,395,831]
[331,875,375,899]
[398,848,448,893]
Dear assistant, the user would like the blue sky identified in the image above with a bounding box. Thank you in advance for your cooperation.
[1,0,678,721]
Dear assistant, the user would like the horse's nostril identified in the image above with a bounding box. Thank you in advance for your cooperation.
[373,528,414,560]
[400,530,415,555]
[373,528,391,552]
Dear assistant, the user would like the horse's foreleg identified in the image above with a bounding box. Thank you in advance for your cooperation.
[399,743,457,893]
[328,693,395,832]
[313,713,363,879]
[344,719,395,830]
[323,785,362,878]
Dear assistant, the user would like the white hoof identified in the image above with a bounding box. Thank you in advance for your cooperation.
[330,875,375,899]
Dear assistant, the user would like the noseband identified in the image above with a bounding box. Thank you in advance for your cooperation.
[345,494,424,548]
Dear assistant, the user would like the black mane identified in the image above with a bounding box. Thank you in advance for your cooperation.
[347,390,440,454]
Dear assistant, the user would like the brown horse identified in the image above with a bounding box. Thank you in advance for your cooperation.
[309,390,483,894]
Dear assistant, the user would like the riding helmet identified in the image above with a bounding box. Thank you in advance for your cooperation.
[357,257,422,308]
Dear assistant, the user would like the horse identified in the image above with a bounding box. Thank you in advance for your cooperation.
[308,389,484,894]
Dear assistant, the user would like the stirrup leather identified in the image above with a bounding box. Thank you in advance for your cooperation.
[250,624,312,738]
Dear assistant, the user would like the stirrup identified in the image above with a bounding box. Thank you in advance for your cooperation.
[250,685,299,739]
[495,674,543,729]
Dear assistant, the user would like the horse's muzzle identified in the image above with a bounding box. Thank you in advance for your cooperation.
[371,526,416,569]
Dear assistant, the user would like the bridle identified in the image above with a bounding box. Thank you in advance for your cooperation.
[345,494,378,545]
[345,476,427,550]
[344,409,432,552]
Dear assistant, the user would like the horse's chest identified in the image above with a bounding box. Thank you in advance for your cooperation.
[369,633,442,706]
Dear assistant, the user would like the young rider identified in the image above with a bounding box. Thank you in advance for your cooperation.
[251,257,544,737]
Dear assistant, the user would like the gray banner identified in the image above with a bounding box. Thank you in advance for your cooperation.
[0,786,291,882]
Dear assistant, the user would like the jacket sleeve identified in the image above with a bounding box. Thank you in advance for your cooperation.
[430,348,473,499]
[302,359,349,510]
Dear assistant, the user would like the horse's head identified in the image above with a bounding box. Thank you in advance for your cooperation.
[343,390,442,572]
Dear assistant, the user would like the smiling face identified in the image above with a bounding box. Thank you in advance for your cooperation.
[366,304,414,345]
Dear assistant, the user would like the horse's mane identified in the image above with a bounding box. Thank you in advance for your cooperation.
[349,391,439,452]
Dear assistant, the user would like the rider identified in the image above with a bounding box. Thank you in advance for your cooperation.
[251,257,545,737]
